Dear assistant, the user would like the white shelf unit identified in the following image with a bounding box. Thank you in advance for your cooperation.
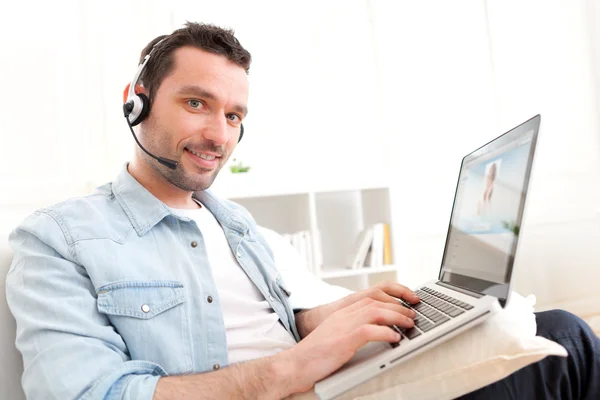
[223,185,401,292]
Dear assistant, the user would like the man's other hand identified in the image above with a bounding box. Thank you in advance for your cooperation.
[295,281,419,338]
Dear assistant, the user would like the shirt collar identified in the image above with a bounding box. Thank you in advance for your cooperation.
[111,164,248,236]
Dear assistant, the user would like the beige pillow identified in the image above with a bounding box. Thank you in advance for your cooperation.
[288,293,566,400]
[339,292,567,400]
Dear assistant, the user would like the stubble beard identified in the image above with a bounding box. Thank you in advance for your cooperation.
[142,125,229,193]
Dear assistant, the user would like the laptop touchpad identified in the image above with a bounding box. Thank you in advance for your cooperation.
[343,342,389,369]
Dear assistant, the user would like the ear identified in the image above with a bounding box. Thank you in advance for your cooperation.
[122,83,131,104]
[122,84,148,104]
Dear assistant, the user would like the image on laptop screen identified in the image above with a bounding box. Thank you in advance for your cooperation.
[439,126,536,301]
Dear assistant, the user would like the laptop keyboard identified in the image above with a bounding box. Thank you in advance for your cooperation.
[390,287,474,346]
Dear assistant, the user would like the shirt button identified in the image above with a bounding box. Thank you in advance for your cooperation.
[141,304,150,313]
[191,241,198,248]
[207,296,213,303]
[268,295,274,301]
[213,364,220,371]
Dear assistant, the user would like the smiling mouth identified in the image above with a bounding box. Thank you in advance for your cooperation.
[187,148,218,160]
[184,148,221,169]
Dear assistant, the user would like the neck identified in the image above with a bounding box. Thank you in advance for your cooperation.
[128,158,201,209]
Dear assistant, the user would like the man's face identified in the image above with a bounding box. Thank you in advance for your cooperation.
[139,46,249,192]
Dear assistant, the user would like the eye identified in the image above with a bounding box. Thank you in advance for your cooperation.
[227,114,241,123]
[187,99,203,109]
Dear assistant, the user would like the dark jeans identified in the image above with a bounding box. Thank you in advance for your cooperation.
[458,310,600,400]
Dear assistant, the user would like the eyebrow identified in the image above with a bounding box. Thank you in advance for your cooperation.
[176,85,248,117]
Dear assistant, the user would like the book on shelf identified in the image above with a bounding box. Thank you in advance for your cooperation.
[349,223,392,269]
[371,223,385,267]
[348,226,374,269]
[282,229,319,274]
[383,223,392,265]
[312,229,323,274]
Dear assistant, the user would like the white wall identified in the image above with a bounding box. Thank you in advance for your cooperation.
[586,0,600,155]
[371,0,600,313]
[486,0,600,312]
[367,1,498,284]
[0,0,386,233]
[0,0,178,230]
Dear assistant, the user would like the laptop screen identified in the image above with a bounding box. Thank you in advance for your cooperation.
[439,115,540,304]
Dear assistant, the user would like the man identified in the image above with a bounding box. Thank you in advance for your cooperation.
[6,22,599,399]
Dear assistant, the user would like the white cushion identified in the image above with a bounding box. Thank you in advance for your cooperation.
[258,227,353,309]
[338,292,567,400]
[288,293,567,400]
[0,235,26,400]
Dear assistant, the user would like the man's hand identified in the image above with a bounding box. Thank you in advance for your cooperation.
[295,281,420,338]
[278,288,419,394]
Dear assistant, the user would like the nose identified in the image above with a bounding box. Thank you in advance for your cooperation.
[203,114,230,145]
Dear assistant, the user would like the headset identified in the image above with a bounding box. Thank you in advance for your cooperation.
[122,38,244,170]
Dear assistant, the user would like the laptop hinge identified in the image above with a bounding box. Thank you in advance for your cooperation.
[434,281,484,298]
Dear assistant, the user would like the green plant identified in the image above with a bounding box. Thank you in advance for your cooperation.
[502,220,520,236]
[229,158,251,174]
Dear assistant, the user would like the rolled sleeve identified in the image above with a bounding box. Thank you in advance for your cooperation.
[88,362,165,400]
[6,211,165,400]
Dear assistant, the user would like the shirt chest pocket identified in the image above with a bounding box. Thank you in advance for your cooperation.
[96,281,193,374]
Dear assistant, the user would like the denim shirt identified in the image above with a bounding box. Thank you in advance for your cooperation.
[6,165,300,400]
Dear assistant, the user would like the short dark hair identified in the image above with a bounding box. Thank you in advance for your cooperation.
[138,22,252,103]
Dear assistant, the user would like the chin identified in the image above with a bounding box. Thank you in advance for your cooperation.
[192,173,219,191]
[163,168,218,193]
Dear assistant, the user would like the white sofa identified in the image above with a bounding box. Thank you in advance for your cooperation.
[0,236,25,400]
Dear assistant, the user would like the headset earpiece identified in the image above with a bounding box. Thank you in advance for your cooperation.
[130,93,150,126]
[123,82,151,127]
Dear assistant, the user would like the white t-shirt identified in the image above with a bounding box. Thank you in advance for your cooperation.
[168,202,297,364]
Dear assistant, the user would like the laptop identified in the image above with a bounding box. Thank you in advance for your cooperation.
[315,114,541,399]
